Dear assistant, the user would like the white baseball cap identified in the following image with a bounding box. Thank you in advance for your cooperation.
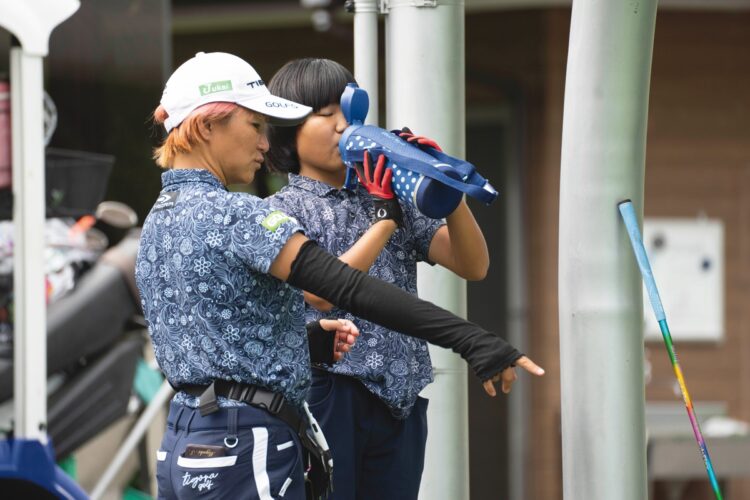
[160,52,312,132]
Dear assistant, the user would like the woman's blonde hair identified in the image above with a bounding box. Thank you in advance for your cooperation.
[152,102,239,168]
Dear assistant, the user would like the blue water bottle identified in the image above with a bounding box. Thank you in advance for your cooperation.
[339,83,498,219]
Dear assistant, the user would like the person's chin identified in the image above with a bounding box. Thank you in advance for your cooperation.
[231,172,254,186]
[245,163,261,183]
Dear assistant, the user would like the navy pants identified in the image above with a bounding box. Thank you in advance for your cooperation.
[308,369,429,500]
[156,402,306,499]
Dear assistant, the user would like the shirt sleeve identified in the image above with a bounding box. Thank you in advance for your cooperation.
[228,194,304,274]
[402,202,445,264]
[266,191,321,242]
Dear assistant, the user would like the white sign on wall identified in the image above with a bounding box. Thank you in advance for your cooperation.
[642,218,724,342]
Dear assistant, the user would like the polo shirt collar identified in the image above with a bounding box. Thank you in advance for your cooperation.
[287,173,349,197]
[161,169,226,190]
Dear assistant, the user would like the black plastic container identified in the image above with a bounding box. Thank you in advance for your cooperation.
[0,148,114,219]
[45,148,114,217]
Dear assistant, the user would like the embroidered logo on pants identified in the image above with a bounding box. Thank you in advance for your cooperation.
[182,472,219,492]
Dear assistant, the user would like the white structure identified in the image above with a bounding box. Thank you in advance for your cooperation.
[642,218,724,342]
[558,0,658,499]
[0,0,80,442]
[352,0,379,126]
[383,1,470,499]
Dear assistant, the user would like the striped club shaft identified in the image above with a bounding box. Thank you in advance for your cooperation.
[659,319,723,500]
[618,200,723,500]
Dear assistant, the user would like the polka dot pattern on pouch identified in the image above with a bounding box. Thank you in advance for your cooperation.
[346,134,422,207]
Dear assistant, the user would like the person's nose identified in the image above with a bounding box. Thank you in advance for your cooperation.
[258,132,270,153]
[334,109,348,134]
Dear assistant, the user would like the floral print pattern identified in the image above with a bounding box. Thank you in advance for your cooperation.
[136,169,311,408]
[267,174,444,418]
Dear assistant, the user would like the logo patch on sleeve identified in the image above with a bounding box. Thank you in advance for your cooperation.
[261,210,293,232]
[153,192,179,211]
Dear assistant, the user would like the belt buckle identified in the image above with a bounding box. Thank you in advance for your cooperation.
[267,392,284,413]
[252,389,285,414]
[237,384,256,403]
[198,382,219,417]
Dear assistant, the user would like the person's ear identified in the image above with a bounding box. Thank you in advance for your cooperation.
[197,119,212,141]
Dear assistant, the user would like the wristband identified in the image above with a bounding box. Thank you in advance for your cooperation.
[306,320,336,365]
[373,198,403,227]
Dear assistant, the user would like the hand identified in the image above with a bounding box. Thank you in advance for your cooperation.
[319,318,359,362]
[355,151,394,199]
[354,151,403,227]
[482,356,545,397]
[394,126,443,152]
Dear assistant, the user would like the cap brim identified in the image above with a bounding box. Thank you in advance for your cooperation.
[239,94,312,126]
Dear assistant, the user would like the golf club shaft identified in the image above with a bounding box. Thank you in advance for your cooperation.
[618,199,722,500]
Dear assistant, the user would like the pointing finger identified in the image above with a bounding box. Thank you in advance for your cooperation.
[515,356,545,376]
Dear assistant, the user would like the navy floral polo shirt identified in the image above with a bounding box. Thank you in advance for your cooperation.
[135,169,311,408]
[266,174,445,419]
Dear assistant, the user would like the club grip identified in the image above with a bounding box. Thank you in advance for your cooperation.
[618,200,666,321]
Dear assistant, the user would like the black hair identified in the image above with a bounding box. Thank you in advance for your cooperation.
[266,58,355,174]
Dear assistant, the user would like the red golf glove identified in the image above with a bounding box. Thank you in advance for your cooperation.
[393,126,443,152]
[354,151,403,227]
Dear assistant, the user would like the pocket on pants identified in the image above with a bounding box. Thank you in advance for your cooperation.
[172,429,251,499]
[177,454,238,469]
[156,430,178,499]
[257,426,303,499]
[171,425,303,499]
[307,369,335,407]
[156,451,173,500]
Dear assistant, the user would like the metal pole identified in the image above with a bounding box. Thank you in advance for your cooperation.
[385,1,468,498]
[10,46,47,441]
[2,0,81,443]
[558,1,658,499]
[91,381,174,500]
[504,105,529,500]
[353,0,379,126]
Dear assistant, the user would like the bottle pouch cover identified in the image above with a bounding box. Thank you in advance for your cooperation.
[338,83,498,219]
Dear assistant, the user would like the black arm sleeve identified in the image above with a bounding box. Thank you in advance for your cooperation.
[286,240,521,381]
[306,320,336,365]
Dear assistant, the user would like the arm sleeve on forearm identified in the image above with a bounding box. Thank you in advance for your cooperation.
[286,240,521,381]
[306,320,336,365]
